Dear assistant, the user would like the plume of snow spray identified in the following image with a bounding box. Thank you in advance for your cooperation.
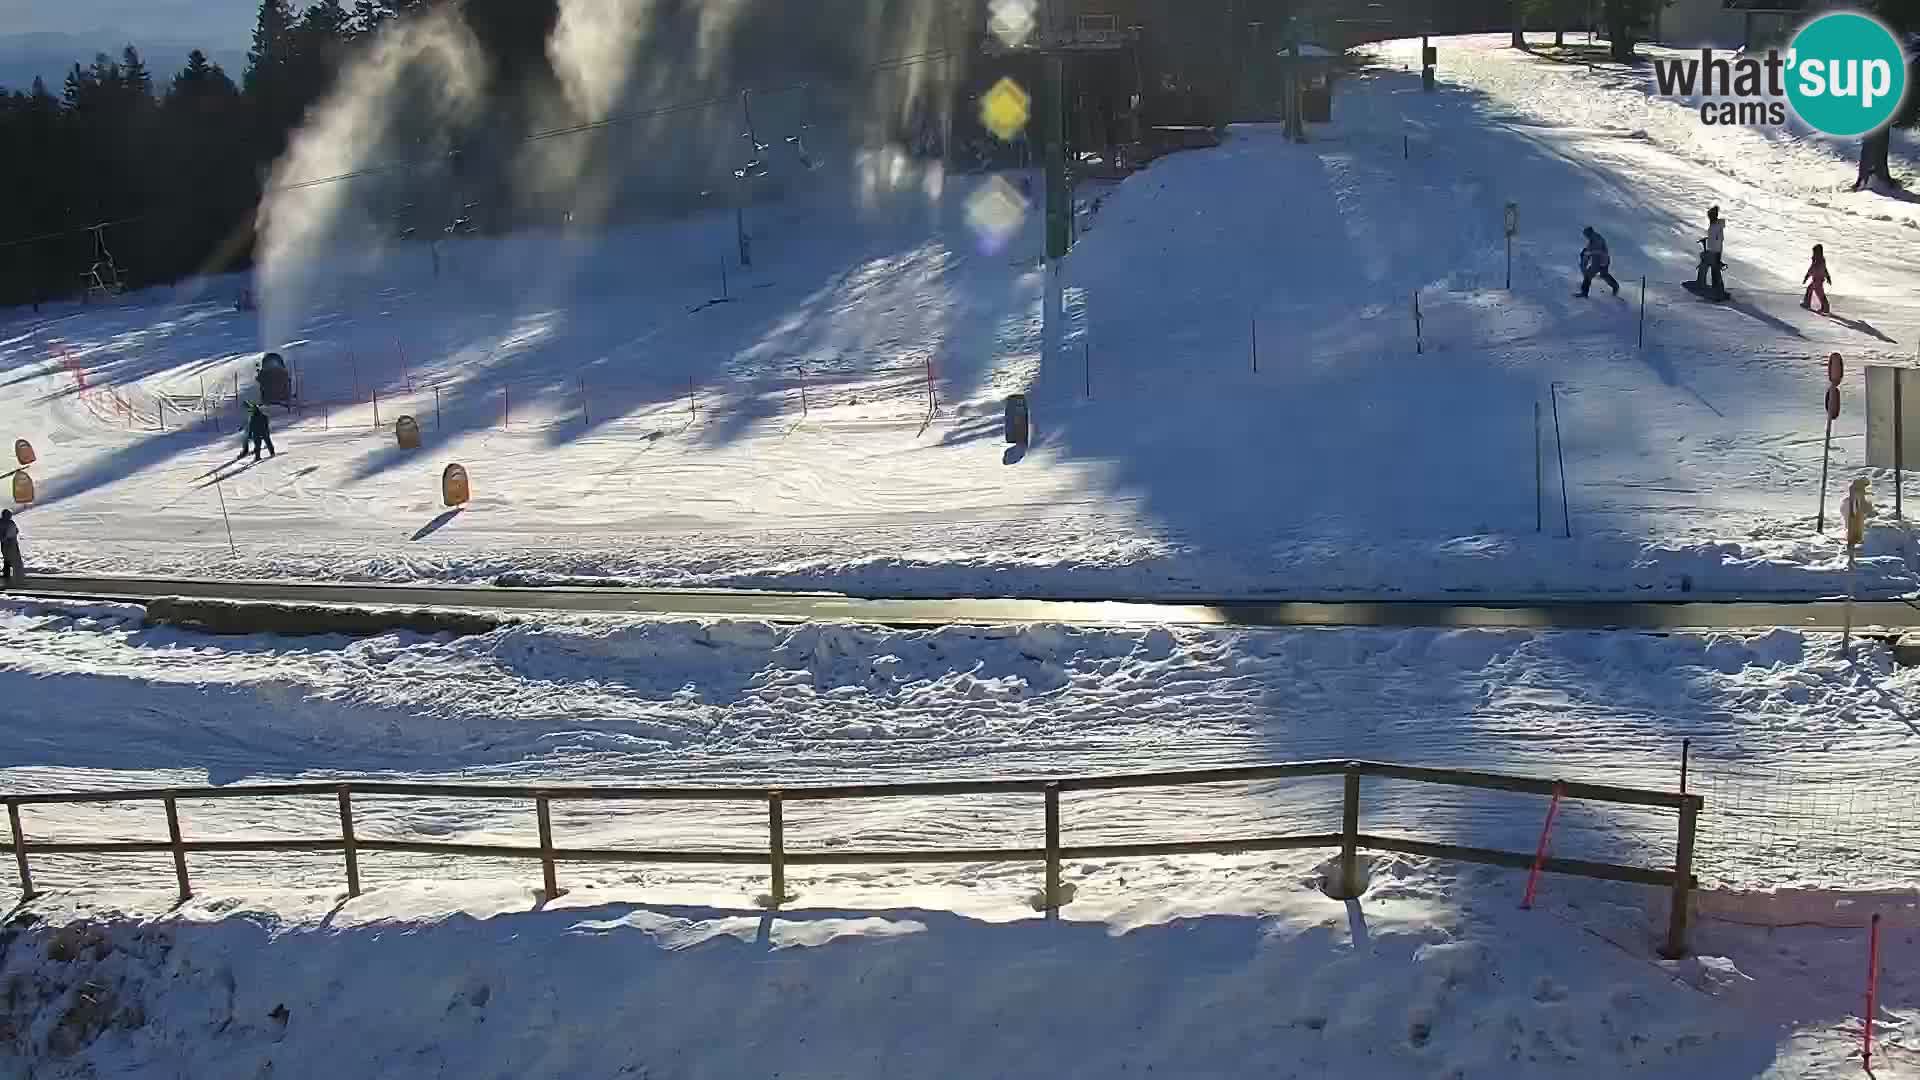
[255,10,488,348]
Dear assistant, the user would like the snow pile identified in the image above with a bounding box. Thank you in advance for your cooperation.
[0,856,1906,1078]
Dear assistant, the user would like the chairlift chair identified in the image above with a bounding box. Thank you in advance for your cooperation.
[78,223,125,304]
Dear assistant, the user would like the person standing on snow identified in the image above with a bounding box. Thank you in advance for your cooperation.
[0,510,22,586]
[243,402,276,462]
[1802,244,1832,315]
[1577,226,1619,298]
[1695,205,1727,300]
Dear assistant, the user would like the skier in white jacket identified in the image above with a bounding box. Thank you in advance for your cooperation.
[1694,205,1727,300]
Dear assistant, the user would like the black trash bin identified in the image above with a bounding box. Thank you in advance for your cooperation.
[1302,87,1332,123]
[257,352,292,407]
[1005,393,1030,445]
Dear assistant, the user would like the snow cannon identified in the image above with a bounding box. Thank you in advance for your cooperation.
[1005,394,1030,445]
[396,416,421,450]
[442,463,470,508]
[11,471,32,505]
[256,352,292,408]
[13,439,33,466]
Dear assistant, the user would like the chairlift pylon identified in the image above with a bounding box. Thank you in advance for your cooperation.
[78,222,125,304]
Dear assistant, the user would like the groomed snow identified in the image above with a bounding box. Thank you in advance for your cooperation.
[4,36,1920,597]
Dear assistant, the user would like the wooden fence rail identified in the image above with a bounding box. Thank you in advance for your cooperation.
[0,758,1705,956]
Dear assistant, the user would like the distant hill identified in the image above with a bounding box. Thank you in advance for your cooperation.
[0,32,245,94]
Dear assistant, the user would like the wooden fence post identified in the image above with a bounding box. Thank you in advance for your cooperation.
[1336,767,1361,899]
[536,795,561,899]
[768,790,786,908]
[7,800,33,900]
[164,795,191,902]
[1660,794,1700,959]
[338,786,360,898]
[1044,782,1061,913]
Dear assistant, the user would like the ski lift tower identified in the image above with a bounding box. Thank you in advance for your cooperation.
[79,222,125,303]
[984,3,1132,374]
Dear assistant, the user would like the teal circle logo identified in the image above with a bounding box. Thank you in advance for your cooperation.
[1786,12,1908,137]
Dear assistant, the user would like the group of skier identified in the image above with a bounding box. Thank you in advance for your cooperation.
[1574,205,1834,314]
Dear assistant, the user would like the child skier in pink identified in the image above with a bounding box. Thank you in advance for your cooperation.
[1801,244,1831,314]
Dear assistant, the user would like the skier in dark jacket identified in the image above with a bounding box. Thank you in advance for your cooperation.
[243,402,276,462]
[1577,226,1619,297]
[0,509,22,586]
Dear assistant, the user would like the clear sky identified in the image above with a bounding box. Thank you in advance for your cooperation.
[0,0,257,48]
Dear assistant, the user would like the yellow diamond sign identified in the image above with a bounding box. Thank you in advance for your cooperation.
[980,77,1031,142]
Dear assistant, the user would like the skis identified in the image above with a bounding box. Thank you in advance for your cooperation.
[1680,280,1732,303]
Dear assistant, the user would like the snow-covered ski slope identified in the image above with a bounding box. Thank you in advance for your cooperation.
[7,33,1920,599]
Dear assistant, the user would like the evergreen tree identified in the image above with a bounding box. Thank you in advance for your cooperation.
[245,0,298,99]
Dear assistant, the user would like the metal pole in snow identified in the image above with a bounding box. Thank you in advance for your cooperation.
[214,479,237,555]
[580,377,589,426]
[1638,276,1647,349]
[1534,400,1543,533]
[1551,381,1571,538]
[435,386,442,430]
[1865,912,1882,1070]
[1818,414,1834,533]
[1084,342,1091,399]
[1896,373,1905,520]
[689,377,696,421]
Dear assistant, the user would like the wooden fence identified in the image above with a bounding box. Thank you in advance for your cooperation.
[1,758,1705,955]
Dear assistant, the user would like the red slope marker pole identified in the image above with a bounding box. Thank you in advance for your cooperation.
[1521,783,1565,910]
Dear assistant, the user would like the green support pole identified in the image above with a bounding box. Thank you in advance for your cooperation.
[1045,53,1069,261]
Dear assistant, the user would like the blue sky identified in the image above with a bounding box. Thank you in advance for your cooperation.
[1,0,257,49]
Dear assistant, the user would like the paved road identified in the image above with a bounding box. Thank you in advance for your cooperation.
[10,574,1920,632]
